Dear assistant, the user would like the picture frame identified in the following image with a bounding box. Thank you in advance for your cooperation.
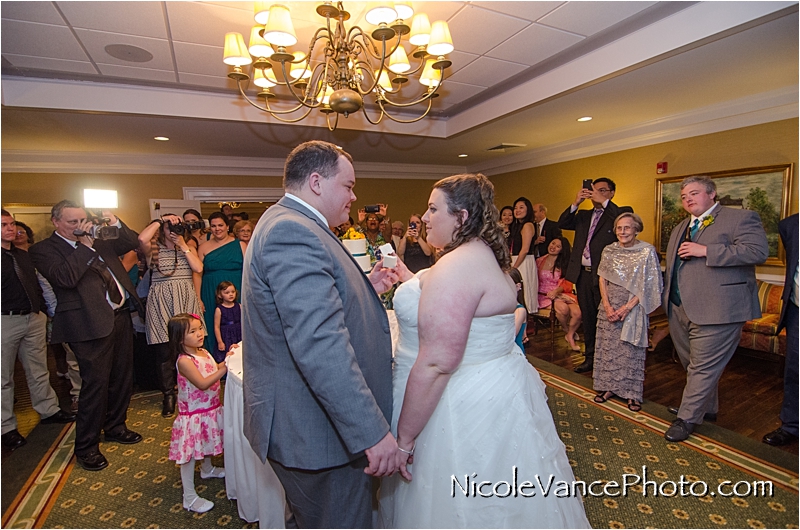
[655,164,793,266]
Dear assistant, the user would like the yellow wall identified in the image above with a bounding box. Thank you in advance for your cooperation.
[1,172,438,235]
[491,119,799,275]
[3,118,797,275]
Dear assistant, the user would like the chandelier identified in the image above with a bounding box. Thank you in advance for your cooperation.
[222,2,454,131]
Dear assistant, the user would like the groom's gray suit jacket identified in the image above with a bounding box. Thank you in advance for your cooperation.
[242,196,392,470]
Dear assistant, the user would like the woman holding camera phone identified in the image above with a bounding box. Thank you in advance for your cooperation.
[397,214,433,273]
[139,214,205,417]
[198,212,247,356]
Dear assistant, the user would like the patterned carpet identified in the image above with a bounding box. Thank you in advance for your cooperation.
[540,371,798,529]
[4,373,798,529]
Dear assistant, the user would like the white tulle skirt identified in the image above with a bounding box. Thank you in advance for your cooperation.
[512,254,539,313]
[379,350,590,529]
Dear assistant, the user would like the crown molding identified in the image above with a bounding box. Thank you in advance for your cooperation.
[471,86,799,177]
[3,87,794,179]
[1,150,464,180]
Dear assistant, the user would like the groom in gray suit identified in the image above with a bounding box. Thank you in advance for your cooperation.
[241,141,403,528]
[663,175,768,442]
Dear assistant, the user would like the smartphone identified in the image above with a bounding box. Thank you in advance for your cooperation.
[409,221,417,230]
[365,205,380,213]
[582,179,594,190]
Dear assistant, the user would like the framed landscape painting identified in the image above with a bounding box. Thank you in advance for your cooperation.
[655,164,793,266]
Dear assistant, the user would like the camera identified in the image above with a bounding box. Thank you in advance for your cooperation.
[409,221,417,230]
[364,205,380,214]
[73,215,119,240]
[166,220,207,235]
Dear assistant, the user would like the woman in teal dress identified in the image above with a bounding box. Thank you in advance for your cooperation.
[198,212,246,357]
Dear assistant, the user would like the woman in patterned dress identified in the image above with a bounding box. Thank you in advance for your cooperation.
[592,213,662,412]
[138,214,204,417]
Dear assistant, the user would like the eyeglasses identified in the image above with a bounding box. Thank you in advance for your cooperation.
[595,188,611,193]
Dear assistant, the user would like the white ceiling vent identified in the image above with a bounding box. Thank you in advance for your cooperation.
[486,143,527,152]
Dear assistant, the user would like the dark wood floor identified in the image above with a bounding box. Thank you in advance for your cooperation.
[524,320,797,455]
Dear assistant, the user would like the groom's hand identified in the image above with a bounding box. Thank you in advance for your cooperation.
[364,432,400,477]
[368,260,399,294]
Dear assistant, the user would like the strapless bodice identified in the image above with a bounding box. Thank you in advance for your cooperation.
[392,270,517,369]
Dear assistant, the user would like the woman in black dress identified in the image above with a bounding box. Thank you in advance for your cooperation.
[397,214,433,273]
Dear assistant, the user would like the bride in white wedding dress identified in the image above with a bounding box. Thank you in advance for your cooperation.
[379,174,590,529]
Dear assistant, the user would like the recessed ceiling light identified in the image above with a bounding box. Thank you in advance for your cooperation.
[154,136,169,141]
[458,153,468,158]
[577,116,592,122]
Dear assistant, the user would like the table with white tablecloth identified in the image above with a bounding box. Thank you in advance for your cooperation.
[223,345,287,528]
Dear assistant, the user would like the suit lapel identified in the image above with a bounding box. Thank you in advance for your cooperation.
[669,218,691,270]
[693,204,722,242]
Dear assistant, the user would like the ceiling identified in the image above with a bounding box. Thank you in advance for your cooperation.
[1,1,798,177]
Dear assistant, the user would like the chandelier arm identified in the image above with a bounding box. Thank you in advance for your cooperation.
[360,101,386,125]
[351,28,402,63]
[325,111,340,131]
[262,105,316,124]
[376,97,433,124]
[380,90,438,108]
[235,80,318,116]
[274,60,326,108]
[353,34,398,96]
[380,74,446,108]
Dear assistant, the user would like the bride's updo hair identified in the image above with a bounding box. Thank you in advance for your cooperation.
[432,173,511,270]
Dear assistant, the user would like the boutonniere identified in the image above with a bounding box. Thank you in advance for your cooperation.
[701,215,715,228]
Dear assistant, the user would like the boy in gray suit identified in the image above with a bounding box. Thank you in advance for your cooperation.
[663,176,768,442]
[241,141,405,528]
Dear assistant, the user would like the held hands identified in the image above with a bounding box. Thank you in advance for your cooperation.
[405,227,419,240]
[677,241,707,259]
[573,188,593,207]
[364,432,413,481]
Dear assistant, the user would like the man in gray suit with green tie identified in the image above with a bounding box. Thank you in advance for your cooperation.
[241,141,406,528]
[662,175,768,442]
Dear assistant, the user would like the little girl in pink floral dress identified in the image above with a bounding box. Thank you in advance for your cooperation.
[167,313,229,513]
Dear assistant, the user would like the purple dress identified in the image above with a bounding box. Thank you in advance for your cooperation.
[217,303,242,356]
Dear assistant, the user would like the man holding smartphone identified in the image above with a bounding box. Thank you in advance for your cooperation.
[558,178,632,373]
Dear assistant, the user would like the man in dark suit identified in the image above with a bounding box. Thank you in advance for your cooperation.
[242,141,404,528]
[2,210,76,451]
[30,201,144,471]
[531,203,562,258]
[763,213,798,446]
[558,178,632,373]
[662,176,768,442]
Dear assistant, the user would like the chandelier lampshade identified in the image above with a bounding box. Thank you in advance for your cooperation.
[427,20,454,56]
[262,4,297,47]
[223,32,251,66]
[248,26,274,58]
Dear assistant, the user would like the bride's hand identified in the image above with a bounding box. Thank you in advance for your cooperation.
[391,256,415,283]
[396,438,414,481]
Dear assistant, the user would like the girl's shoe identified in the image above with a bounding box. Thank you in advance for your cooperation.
[200,466,225,479]
[183,495,214,513]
